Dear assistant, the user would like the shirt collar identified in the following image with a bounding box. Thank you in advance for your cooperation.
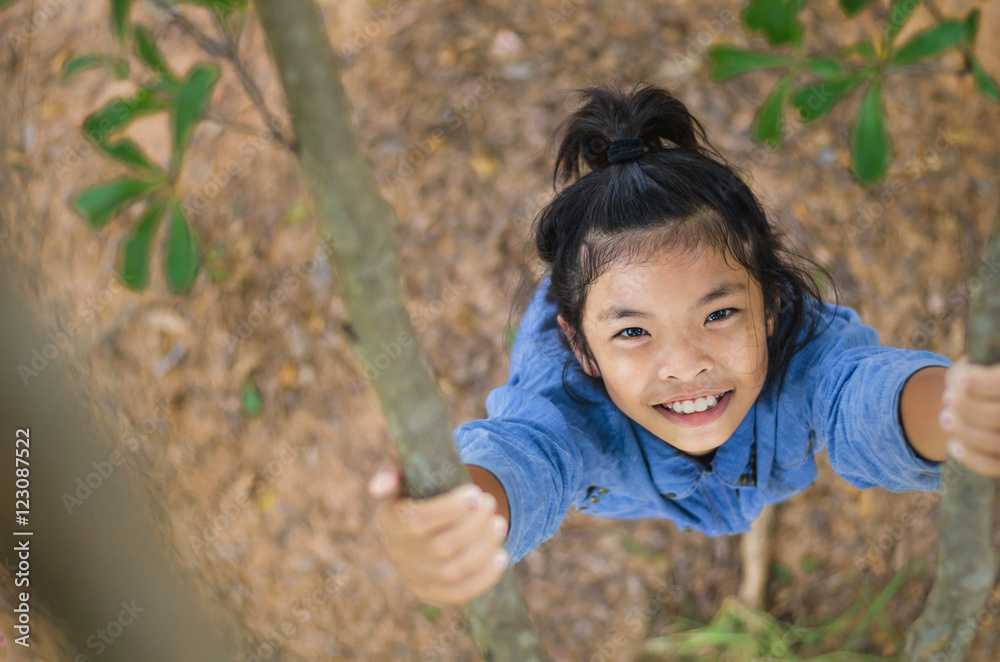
[630,403,757,495]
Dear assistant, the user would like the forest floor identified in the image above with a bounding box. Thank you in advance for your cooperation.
[1,0,1000,660]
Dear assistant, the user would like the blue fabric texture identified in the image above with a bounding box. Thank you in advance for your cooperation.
[454,274,952,564]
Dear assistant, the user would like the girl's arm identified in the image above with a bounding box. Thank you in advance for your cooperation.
[899,366,949,462]
[468,465,510,536]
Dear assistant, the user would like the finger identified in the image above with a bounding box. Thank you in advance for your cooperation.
[948,439,1000,478]
[369,466,401,499]
[941,398,1000,436]
[384,483,484,537]
[439,546,510,604]
[413,497,503,565]
[947,357,1000,400]
[942,417,1000,457]
[407,538,509,607]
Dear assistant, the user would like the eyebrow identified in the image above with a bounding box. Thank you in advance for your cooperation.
[597,279,748,324]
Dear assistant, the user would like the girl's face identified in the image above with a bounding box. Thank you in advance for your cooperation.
[558,244,773,456]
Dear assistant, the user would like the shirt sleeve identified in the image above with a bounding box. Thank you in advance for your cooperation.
[455,386,586,564]
[454,274,598,563]
[806,303,952,492]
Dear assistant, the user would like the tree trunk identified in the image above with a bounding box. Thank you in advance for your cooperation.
[904,210,1000,660]
[251,2,551,660]
[0,278,239,661]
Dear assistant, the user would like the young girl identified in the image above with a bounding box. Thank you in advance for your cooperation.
[369,82,1000,608]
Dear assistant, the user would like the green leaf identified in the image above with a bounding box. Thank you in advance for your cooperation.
[890,20,964,66]
[742,0,803,47]
[117,197,168,290]
[839,0,873,15]
[771,560,793,585]
[800,552,823,573]
[751,75,792,148]
[963,8,980,45]
[885,0,924,46]
[61,55,113,81]
[0,0,21,10]
[240,380,262,417]
[842,41,877,62]
[111,0,133,44]
[133,25,174,81]
[83,89,168,143]
[792,72,867,122]
[72,177,165,229]
[178,0,249,13]
[971,58,1000,103]
[100,138,160,172]
[801,57,844,77]
[707,46,792,81]
[418,604,441,622]
[852,79,891,185]
[164,202,199,292]
[171,64,221,176]
[114,58,130,79]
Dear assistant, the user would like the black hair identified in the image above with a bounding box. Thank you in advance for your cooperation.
[513,80,839,404]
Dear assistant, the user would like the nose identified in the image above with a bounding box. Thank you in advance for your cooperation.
[656,334,714,382]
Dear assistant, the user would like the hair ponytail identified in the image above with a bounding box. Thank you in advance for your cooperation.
[550,82,716,187]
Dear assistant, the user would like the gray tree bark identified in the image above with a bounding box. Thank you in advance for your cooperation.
[904,213,1000,660]
[251,1,551,659]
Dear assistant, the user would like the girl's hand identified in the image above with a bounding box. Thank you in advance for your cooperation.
[368,466,510,607]
[939,355,1000,477]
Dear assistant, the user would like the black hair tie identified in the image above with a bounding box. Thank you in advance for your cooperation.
[607,137,648,164]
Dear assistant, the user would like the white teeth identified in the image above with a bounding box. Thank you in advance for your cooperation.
[668,393,722,414]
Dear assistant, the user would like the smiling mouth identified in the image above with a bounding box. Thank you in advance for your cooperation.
[657,391,730,414]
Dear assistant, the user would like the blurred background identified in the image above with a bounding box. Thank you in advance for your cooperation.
[1,0,999,660]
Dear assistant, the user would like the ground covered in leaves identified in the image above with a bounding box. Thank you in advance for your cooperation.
[2,0,1000,660]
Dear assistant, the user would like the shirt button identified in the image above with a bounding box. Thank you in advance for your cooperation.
[683,526,692,533]
[598,488,608,494]
[579,505,588,510]
[665,492,677,498]
[589,496,599,503]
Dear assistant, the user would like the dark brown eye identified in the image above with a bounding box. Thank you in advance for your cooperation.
[707,308,737,323]
[615,327,647,339]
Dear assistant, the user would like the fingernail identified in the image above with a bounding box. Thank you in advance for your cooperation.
[479,493,495,511]
[462,484,481,509]
[948,439,964,459]
[939,409,955,430]
[493,549,509,570]
[369,470,394,495]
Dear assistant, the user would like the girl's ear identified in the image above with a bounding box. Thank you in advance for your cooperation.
[557,314,601,378]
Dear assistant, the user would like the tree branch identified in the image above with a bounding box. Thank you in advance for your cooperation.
[251,1,551,659]
[148,0,296,151]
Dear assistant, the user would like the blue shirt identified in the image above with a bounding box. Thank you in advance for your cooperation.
[454,274,952,564]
